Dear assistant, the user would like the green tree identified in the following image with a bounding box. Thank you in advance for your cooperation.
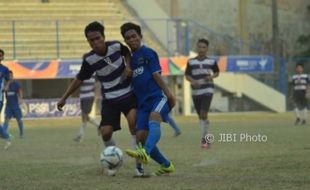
[296,5,310,57]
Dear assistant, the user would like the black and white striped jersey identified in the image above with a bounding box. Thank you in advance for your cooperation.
[291,74,309,92]
[185,56,219,97]
[79,76,96,100]
[77,41,133,103]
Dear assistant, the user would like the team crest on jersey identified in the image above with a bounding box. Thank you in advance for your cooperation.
[133,66,144,77]
[104,57,112,65]
[138,57,144,65]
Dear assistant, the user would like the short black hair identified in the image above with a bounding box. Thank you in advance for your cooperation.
[9,70,13,74]
[0,48,4,55]
[120,22,142,38]
[197,38,209,46]
[296,63,304,68]
[84,21,105,38]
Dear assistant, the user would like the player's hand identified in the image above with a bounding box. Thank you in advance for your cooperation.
[191,80,200,88]
[167,94,176,109]
[57,98,66,111]
[123,67,133,78]
[205,75,213,81]
[18,99,24,105]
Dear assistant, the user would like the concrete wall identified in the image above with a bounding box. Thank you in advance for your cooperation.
[156,0,310,56]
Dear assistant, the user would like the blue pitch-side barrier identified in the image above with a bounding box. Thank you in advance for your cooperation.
[21,98,81,118]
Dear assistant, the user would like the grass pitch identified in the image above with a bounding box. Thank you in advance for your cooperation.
[0,112,309,190]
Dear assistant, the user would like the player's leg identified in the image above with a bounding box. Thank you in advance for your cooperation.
[0,125,11,150]
[150,146,175,176]
[147,98,175,175]
[199,95,213,149]
[193,97,205,145]
[165,115,181,136]
[300,95,307,125]
[121,96,147,176]
[2,107,13,132]
[74,100,88,142]
[14,108,24,138]
[141,97,173,167]
[99,102,120,147]
[293,93,301,125]
[125,110,150,164]
[86,98,100,127]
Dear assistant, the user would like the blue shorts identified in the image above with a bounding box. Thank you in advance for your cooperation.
[5,107,22,120]
[136,96,171,131]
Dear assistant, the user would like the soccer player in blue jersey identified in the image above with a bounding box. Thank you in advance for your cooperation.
[121,22,176,176]
[0,48,12,149]
[57,21,143,176]
[185,39,219,149]
[2,71,24,138]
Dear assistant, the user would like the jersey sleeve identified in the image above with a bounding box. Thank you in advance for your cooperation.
[147,50,161,74]
[185,61,192,76]
[4,67,10,81]
[212,60,220,73]
[120,43,130,56]
[76,58,95,80]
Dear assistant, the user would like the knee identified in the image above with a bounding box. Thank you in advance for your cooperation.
[149,112,162,122]
[100,127,113,141]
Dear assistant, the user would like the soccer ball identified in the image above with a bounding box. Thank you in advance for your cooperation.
[100,146,123,175]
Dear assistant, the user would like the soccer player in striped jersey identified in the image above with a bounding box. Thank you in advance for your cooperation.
[57,21,143,176]
[0,48,12,149]
[121,22,176,176]
[73,75,100,142]
[290,64,309,125]
[185,39,219,149]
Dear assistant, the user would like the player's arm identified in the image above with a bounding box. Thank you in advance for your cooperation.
[57,78,83,111]
[153,72,176,108]
[148,50,176,108]
[206,62,220,81]
[17,84,24,105]
[185,63,200,87]
[120,43,132,78]
[3,69,11,92]
[288,76,294,99]
[57,58,94,111]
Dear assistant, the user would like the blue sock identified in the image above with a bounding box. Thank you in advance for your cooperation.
[150,146,170,167]
[3,120,8,132]
[144,120,161,155]
[17,119,24,136]
[166,116,181,133]
[0,125,10,139]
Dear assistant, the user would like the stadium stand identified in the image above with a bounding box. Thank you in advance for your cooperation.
[0,0,167,60]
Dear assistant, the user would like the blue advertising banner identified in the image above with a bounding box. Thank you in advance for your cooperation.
[57,60,82,78]
[226,56,273,73]
[22,98,81,118]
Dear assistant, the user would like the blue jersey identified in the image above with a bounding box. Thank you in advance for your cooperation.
[131,45,163,107]
[5,81,21,109]
[0,64,10,101]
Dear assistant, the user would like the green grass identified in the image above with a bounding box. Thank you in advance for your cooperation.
[1,112,310,190]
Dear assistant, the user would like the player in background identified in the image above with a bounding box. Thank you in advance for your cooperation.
[0,48,12,149]
[185,39,219,149]
[121,22,176,176]
[57,21,143,176]
[290,64,309,125]
[74,75,100,142]
[2,71,24,138]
